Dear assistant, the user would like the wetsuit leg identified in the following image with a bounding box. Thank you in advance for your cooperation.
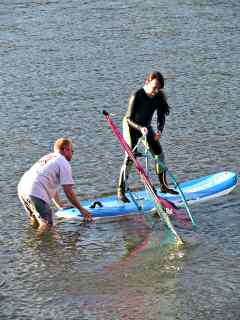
[118,157,133,193]
[117,118,140,202]
[146,127,165,174]
[147,127,178,195]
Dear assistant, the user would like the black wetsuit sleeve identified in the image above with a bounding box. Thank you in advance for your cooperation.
[157,108,166,132]
[125,95,143,132]
[157,94,169,132]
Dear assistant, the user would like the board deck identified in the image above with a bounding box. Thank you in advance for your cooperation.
[56,171,238,221]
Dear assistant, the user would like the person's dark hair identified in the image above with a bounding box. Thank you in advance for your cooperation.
[146,71,164,89]
[146,71,170,115]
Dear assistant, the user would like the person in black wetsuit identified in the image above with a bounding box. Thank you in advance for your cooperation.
[117,71,178,203]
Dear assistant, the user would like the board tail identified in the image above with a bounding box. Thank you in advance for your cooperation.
[103,110,184,244]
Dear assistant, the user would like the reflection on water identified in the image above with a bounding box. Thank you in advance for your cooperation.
[19,218,189,320]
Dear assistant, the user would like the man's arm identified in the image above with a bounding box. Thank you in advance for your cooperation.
[62,184,92,221]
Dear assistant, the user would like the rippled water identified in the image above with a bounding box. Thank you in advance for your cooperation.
[0,0,239,319]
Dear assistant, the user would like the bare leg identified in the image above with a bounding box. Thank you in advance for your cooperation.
[30,216,39,229]
[36,219,51,233]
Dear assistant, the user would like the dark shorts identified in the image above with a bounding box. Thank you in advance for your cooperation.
[19,194,53,225]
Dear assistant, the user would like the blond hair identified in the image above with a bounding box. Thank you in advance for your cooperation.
[54,138,72,152]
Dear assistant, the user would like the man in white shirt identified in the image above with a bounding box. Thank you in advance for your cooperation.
[18,138,92,231]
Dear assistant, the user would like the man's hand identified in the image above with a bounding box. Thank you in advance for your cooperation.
[80,207,92,222]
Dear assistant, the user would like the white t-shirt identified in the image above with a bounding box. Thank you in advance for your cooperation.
[18,152,74,204]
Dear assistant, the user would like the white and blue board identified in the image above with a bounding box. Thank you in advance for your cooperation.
[56,171,238,221]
